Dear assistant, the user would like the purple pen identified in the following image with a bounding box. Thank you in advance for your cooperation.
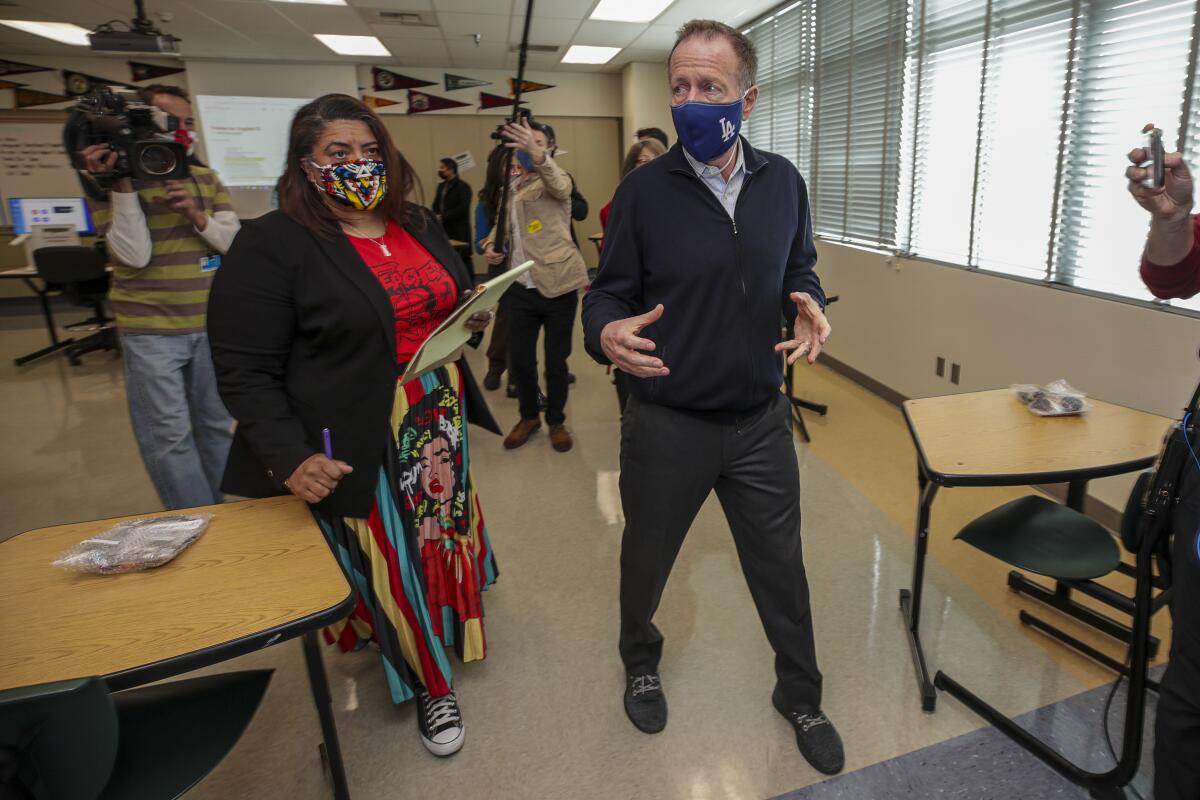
[322,427,334,459]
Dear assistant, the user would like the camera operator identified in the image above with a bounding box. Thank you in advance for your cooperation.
[482,118,588,453]
[1127,127,1200,800]
[80,84,240,510]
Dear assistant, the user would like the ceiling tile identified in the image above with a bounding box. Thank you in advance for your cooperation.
[445,39,507,69]
[530,0,594,19]
[347,0,434,8]
[431,0,506,12]
[379,35,450,63]
[436,11,509,38]
[571,19,643,47]
[630,23,676,49]
[506,15,579,45]
[369,21,446,39]
[270,4,374,35]
[202,2,299,34]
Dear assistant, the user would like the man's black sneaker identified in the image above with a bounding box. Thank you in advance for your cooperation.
[623,672,667,734]
[416,686,465,757]
[772,690,844,775]
[483,370,502,391]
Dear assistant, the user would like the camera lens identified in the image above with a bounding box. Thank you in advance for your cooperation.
[138,143,178,177]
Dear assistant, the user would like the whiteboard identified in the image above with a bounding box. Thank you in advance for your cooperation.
[0,122,87,226]
[195,95,312,188]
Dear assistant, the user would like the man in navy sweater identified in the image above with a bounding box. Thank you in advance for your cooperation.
[582,19,842,775]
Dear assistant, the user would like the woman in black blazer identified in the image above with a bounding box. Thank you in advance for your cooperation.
[208,94,499,759]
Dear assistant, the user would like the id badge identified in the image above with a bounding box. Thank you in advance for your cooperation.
[200,255,222,272]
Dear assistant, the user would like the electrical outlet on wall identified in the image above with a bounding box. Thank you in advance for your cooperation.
[950,363,961,385]
[936,357,945,378]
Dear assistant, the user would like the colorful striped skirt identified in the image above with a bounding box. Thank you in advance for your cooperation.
[314,364,497,704]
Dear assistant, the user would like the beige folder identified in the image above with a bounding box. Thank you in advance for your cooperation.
[399,259,535,385]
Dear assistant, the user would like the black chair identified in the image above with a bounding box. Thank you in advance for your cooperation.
[0,670,272,799]
[32,246,118,366]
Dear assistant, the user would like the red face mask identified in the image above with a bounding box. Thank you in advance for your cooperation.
[173,128,195,154]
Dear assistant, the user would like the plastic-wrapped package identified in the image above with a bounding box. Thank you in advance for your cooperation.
[1010,379,1091,417]
[52,514,214,574]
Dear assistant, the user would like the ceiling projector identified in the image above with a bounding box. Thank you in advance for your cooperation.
[89,0,181,55]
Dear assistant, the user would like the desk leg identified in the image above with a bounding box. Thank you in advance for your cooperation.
[13,280,75,367]
[899,470,939,712]
[302,631,351,800]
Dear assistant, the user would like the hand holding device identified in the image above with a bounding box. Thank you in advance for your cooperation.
[1126,122,1193,223]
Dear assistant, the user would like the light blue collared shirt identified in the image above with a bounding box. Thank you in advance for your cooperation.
[683,139,746,221]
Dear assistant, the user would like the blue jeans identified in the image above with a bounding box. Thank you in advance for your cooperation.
[121,332,233,510]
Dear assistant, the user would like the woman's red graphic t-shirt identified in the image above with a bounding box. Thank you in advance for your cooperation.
[348,220,459,366]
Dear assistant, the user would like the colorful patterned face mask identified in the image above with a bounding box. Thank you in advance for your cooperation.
[309,158,389,210]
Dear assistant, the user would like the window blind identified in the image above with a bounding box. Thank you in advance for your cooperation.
[746,0,1200,309]
[1052,0,1196,300]
[813,0,908,246]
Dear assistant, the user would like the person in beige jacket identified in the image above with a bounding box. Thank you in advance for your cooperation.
[484,118,589,452]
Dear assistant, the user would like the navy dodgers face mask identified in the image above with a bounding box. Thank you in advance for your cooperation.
[670,92,747,162]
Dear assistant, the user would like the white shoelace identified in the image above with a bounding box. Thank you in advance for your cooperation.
[423,690,461,730]
[791,712,830,733]
[631,674,661,697]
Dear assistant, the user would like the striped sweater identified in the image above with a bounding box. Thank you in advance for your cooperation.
[91,166,240,334]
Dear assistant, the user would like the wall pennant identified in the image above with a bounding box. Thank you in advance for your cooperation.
[63,70,139,97]
[129,61,186,82]
[372,67,435,92]
[407,90,471,114]
[444,73,490,92]
[0,59,50,77]
[479,91,515,110]
[362,94,403,109]
[508,78,555,95]
[16,88,72,107]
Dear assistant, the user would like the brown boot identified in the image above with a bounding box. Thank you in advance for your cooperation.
[549,424,573,453]
[504,419,541,450]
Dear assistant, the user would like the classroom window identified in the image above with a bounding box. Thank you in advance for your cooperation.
[745,0,1200,308]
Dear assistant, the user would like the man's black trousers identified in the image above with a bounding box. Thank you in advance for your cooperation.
[501,285,577,426]
[617,392,823,712]
[1156,466,1200,799]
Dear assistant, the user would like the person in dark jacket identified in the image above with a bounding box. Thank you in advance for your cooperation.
[1126,127,1200,800]
[208,94,500,759]
[582,20,843,776]
[433,156,473,271]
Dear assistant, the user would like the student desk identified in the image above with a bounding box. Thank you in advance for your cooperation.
[0,496,357,799]
[899,389,1172,712]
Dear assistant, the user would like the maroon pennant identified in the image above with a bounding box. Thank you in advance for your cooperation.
[129,61,186,82]
[407,90,471,114]
[371,67,434,92]
[0,59,50,78]
[479,91,515,110]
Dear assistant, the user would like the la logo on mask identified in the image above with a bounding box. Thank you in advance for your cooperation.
[719,117,736,143]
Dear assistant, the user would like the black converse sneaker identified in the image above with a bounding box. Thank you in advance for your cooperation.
[416,686,465,757]
[772,689,844,775]
[623,672,667,734]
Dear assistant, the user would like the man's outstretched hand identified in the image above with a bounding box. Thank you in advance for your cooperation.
[600,304,670,378]
[776,292,831,365]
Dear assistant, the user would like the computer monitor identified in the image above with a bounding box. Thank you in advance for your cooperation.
[8,197,95,236]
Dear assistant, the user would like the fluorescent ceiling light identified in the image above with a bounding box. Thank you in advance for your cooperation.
[0,20,91,46]
[314,34,390,56]
[589,0,673,23]
[272,0,347,4]
[562,45,620,64]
